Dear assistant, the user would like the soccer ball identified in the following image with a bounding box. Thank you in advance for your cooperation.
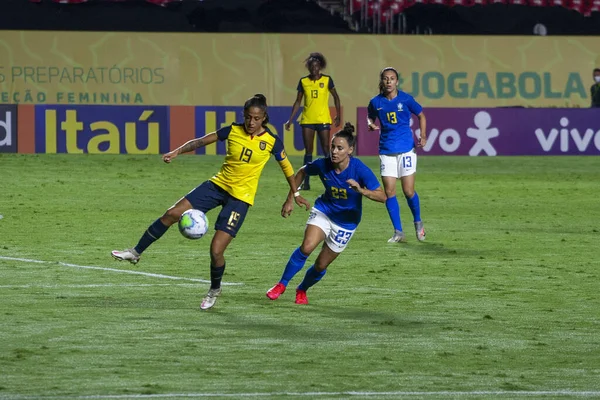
[178,209,209,240]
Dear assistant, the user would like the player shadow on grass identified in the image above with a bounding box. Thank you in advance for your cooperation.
[210,301,428,339]
[310,305,429,330]
[400,241,491,258]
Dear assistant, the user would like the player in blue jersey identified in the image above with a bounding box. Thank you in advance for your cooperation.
[367,67,428,243]
[266,123,386,304]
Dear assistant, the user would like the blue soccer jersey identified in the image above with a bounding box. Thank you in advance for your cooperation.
[305,157,381,230]
[367,91,423,154]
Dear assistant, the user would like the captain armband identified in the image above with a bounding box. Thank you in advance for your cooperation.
[278,157,295,178]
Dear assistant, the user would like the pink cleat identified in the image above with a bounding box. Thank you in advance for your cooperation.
[295,289,308,305]
[266,283,286,300]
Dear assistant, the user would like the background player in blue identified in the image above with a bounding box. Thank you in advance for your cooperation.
[266,123,386,304]
[367,67,428,243]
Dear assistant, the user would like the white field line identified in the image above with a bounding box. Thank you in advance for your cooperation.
[0,283,204,289]
[2,390,600,399]
[0,256,243,286]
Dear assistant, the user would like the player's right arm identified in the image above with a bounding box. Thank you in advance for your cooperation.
[281,159,321,218]
[162,133,218,163]
[281,166,310,218]
[163,125,231,163]
[284,90,304,131]
[367,100,379,131]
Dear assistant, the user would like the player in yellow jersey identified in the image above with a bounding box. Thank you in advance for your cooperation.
[111,94,310,310]
[284,52,341,191]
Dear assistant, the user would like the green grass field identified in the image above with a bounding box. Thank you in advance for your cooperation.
[0,154,599,400]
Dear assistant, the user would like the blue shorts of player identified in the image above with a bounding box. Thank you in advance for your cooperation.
[184,181,249,238]
[300,123,331,132]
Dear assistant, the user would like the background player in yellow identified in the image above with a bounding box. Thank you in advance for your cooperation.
[111,94,310,310]
[284,52,341,190]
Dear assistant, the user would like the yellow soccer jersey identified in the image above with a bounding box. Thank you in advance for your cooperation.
[210,123,290,206]
[297,74,335,124]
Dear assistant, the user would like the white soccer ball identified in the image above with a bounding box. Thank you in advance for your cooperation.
[178,209,209,240]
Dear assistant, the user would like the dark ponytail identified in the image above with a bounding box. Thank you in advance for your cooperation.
[332,122,356,148]
[244,93,269,127]
[379,67,399,94]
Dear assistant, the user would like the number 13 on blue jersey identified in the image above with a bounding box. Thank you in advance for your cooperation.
[386,112,397,124]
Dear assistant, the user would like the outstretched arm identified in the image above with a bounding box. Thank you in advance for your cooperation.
[163,133,219,163]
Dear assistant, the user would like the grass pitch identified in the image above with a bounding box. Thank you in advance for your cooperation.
[0,154,599,399]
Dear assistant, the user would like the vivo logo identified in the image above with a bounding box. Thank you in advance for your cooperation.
[412,111,499,156]
[535,117,600,152]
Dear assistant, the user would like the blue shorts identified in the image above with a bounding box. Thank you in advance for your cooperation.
[184,181,249,237]
[300,123,331,132]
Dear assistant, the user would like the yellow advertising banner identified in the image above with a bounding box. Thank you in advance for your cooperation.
[0,31,598,114]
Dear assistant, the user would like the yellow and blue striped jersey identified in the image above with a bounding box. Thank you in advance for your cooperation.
[297,74,335,124]
[210,123,292,206]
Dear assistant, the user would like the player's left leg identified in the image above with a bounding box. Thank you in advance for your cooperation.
[383,176,405,243]
[111,195,194,264]
[400,151,425,241]
[380,154,406,243]
[300,126,317,190]
[295,243,341,305]
[200,197,249,310]
[267,209,327,300]
[112,180,223,264]
[316,125,331,158]
[200,231,234,310]
[296,220,350,304]
[267,224,325,300]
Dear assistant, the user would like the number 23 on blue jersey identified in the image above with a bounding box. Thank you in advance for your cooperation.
[331,186,347,199]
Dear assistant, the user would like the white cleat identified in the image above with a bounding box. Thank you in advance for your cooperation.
[200,288,222,310]
[111,248,140,265]
[387,230,407,243]
[414,221,426,242]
